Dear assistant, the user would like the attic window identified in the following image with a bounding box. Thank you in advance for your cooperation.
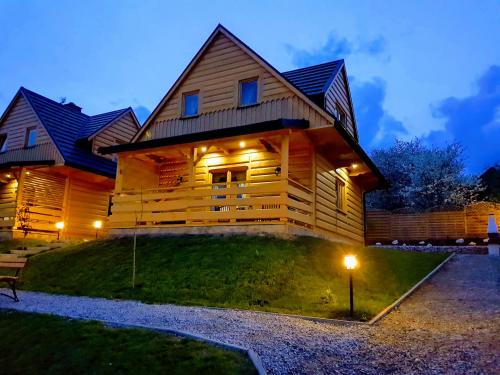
[25,127,37,148]
[239,78,258,107]
[0,134,7,152]
[182,92,199,117]
[336,104,347,125]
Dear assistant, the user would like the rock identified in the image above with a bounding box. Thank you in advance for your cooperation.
[392,240,399,245]
[426,243,433,247]
[468,241,476,246]
[419,241,426,245]
[456,238,465,244]
[483,238,489,243]
[402,243,407,247]
[375,242,382,246]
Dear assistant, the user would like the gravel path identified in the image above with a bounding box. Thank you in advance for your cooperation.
[1,254,499,374]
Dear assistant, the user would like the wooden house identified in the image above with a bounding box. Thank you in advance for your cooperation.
[101,25,386,245]
[0,87,140,240]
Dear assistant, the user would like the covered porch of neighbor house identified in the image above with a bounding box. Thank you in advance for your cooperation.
[110,129,317,236]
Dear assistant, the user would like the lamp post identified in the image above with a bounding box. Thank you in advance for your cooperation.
[55,221,64,241]
[344,255,357,318]
[93,220,102,239]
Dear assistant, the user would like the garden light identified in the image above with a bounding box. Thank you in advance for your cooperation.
[55,221,64,240]
[343,255,357,318]
[93,220,102,239]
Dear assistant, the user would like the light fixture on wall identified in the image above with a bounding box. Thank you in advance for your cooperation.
[200,146,207,153]
[5,174,11,179]
[239,141,246,148]
[177,175,183,184]
[351,163,359,169]
[274,166,281,176]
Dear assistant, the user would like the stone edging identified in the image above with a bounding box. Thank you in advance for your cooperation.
[367,252,456,325]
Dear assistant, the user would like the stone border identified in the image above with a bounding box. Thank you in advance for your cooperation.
[367,252,456,325]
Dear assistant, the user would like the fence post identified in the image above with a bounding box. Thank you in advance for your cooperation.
[488,213,499,256]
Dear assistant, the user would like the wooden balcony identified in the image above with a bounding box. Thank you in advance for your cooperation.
[0,142,60,166]
[110,177,314,229]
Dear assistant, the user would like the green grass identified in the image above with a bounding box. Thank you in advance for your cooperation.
[0,310,255,375]
[0,239,49,253]
[18,235,447,320]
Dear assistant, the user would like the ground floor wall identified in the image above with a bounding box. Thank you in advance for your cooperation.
[0,167,112,241]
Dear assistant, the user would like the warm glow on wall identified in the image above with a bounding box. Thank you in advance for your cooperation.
[93,220,103,229]
[239,141,246,148]
[200,146,207,153]
[55,221,64,230]
[5,174,11,178]
[351,163,359,169]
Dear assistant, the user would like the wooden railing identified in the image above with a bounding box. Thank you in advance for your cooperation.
[110,178,314,229]
[0,142,60,165]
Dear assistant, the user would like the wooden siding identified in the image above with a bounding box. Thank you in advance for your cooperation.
[63,177,110,239]
[324,68,356,138]
[139,33,332,141]
[0,96,53,150]
[0,179,18,232]
[0,142,62,165]
[315,154,364,243]
[366,202,500,243]
[93,113,138,159]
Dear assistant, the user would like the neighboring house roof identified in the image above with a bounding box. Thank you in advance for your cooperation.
[282,60,344,97]
[1,87,138,178]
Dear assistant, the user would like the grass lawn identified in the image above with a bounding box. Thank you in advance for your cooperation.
[18,235,448,320]
[0,310,256,375]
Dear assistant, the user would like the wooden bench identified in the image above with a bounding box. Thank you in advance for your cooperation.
[0,254,27,302]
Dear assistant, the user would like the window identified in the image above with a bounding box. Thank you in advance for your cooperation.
[182,92,199,117]
[25,127,37,147]
[239,78,258,107]
[0,134,7,152]
[336,104,347,125]
[336,178,346,211]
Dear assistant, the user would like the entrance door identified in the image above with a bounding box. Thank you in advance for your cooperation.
[211,169,247,212]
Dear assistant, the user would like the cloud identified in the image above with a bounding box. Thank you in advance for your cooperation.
[350,77,408,150]
[426,65,500,174]
[133,105,151,125]
[286,34,387,67]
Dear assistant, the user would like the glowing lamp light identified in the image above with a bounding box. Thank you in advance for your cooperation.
[200,146,207,153]
[344,255,357,270]
[239,141,246,148]
[93,220,103,229]
[5,174,11,179]
[55,221,64,230]
[351,163,359,169]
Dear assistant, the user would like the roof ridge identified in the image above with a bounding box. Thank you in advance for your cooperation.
[20,87,90,119]
[281,59,344,74]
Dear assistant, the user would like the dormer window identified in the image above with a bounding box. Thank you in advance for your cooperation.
[239,78,258,107]
[182,92,199,117]
[0,134,7,152]
[25,127,37,147]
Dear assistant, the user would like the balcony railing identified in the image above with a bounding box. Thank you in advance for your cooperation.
[0,142,60,166]
[110,178,314,229]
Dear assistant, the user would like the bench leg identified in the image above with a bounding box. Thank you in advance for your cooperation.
[0,281,19,302]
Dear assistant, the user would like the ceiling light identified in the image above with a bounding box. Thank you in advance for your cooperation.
[239,141,246,148]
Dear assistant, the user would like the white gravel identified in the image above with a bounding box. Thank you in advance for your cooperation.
[1,254,499,374]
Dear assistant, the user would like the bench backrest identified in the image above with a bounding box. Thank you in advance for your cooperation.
[0,254,27,270]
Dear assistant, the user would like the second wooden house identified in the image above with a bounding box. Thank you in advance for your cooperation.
[0,87,140,240]
[101,25,386,245]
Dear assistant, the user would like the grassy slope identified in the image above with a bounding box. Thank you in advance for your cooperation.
[19,235,447,320]
[0,310,256,375]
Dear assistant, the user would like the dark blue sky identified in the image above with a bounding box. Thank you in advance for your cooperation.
[0,1,499,174]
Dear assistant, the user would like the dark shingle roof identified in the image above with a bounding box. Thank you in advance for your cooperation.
[281,60,344,97]
[19,87,131,177]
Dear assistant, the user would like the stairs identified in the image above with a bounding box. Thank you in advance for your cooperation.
[10,242,69,256]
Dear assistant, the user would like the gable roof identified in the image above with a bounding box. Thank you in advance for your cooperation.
[0,87,138,177]
[282,60,344,97]
[134,24,337,142]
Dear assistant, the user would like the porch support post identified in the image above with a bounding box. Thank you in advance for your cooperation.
[186,147,195,224]
[280,133,290,224]
[311,145,317,229]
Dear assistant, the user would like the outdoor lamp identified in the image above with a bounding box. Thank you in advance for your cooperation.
[239,140,246,148]
[55,221,64,240]
[274,166,281,176]
[93,220,103,239]
[343,255,357,318]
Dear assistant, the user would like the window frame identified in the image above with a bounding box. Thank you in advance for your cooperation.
[24,127,38,148]
[336,103,347,125]
[0,134,7,153]
[238,77,259,108]
[181,91,200,118]
[335,177,347,213]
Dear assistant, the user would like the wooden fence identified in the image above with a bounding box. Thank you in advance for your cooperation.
[366,202,500,243]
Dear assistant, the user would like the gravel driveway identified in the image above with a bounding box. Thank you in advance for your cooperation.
[1,254,499,374]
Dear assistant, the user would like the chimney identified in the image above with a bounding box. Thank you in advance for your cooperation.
[63,102,82,113]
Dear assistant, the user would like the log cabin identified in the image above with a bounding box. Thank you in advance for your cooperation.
[0,87,140,240]
[101,25,386,245]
